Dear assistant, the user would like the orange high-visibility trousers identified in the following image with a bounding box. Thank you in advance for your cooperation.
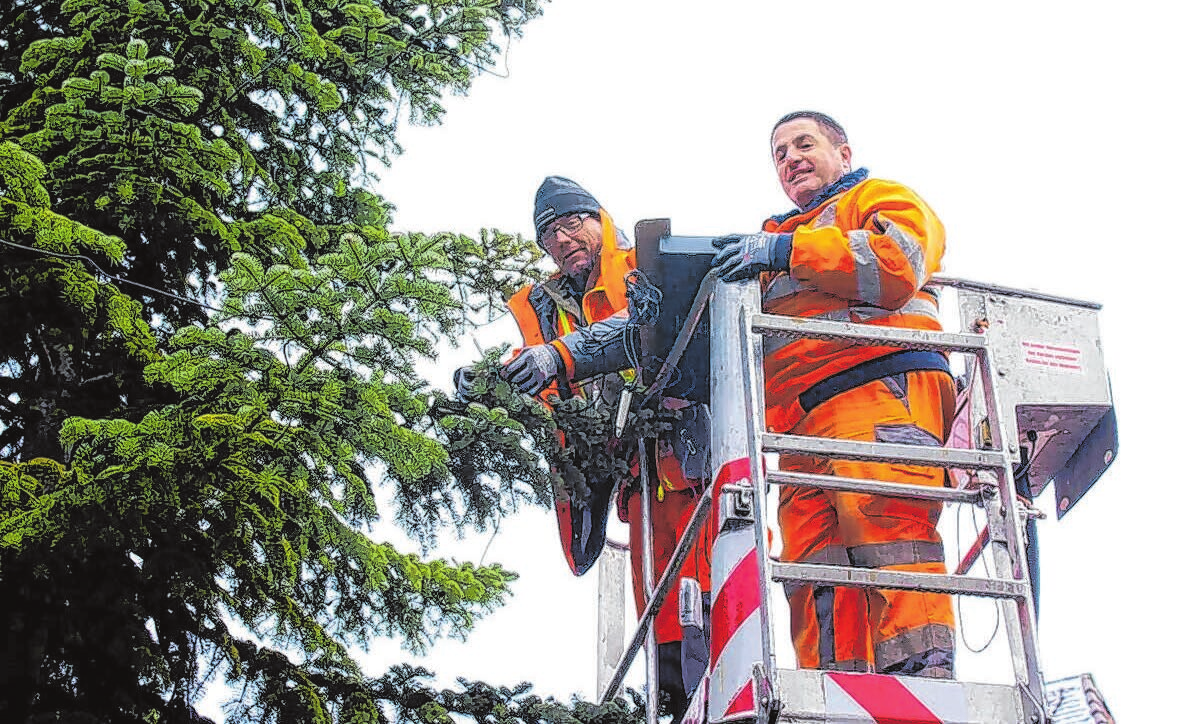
[627,451,715,645]
[778,369,956,678]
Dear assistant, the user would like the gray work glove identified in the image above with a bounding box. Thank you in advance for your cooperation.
[453,366,479,400]
[500,344,564,395]
[711,232,792,282]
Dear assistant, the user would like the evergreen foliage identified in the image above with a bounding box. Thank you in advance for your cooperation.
[437,349,677,516]
[1,2,644,722]
[353,664,647,724]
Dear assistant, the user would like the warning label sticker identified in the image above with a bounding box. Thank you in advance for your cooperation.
[1021,340,1084,374]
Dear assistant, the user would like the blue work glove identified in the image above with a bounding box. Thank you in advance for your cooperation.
[453,366,479,400]
[500,344,564,395]
[711,232,792,282]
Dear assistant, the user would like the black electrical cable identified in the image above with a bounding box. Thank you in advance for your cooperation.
[956,484,1001,654]
[0,237,224,313]
[622,269,663,374]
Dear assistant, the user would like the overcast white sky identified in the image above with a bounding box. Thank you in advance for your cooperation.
[205,1,1199,721]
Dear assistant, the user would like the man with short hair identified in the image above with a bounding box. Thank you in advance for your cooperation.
[711,112,956,678]
[458,176,713,715]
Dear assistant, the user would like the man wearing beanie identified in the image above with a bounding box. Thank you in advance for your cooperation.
[458,176,712,718]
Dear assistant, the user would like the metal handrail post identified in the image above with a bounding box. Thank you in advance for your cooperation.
[752,287,1048,715]
[597,540,627,699]
[637,438,658,724]
[601,480,716,702]
[707,279,774,723]
[737,289,778,706]
[974,343,1047,710]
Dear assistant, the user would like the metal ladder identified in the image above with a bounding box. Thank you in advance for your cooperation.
[702,278,1045,724]
[599,248,1115,723]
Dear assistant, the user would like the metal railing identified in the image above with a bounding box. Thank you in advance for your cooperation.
[596,273,1074,724]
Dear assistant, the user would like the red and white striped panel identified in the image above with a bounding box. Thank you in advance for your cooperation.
[708,457,761,722]
[824,672,968,724]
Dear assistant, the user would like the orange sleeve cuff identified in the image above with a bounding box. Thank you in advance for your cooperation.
[550,339,575,380]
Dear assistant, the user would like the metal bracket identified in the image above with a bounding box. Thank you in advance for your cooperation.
[753,662,781,724]
[719,485,755,531]
[1018,680,1049,724]
[981,484,1010,544]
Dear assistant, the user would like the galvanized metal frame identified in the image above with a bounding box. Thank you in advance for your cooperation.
[637,437,659,724]
[708,279,782,723]
[934,276,1102,310]
[950,283,1113,514]
[593,269,1087,724]
[750,313,987,353]
[974,329,1048,716]
[597,541,627,699]
[771,563,1029,599]
[710,484,762,724]
[761,433,1007,470]
[749,283,1048,719]
[767,470,982,504]
[734,284,780,720]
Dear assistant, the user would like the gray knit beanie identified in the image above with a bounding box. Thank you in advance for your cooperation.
[533,176,601,243]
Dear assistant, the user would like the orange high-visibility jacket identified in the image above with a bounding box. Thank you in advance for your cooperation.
[506,209,635,387]
[760,176,947,433]
[506,209,635,575]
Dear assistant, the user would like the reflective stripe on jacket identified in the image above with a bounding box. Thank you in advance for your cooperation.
[761,177,946,433]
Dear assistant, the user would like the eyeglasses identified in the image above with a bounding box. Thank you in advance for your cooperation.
[540,214,590,245]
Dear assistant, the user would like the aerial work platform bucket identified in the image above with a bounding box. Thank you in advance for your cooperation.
[598,220,1119,724]
[948,280,1116,518]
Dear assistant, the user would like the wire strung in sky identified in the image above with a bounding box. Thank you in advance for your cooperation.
[0,237,223,314]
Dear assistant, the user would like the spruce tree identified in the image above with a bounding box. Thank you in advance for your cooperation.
[1,2,643,722]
